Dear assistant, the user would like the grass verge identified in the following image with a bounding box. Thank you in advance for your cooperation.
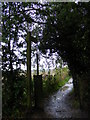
[43,75,71,97]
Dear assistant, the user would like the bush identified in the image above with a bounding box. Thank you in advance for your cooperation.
[43,67,71,97]
[2,70,27,118]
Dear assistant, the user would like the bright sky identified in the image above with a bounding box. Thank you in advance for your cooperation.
[21,50,60,71]
[1,2,68,72]
[12,37,60,71]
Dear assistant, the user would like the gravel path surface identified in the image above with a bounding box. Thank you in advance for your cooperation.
[29,78,88,119]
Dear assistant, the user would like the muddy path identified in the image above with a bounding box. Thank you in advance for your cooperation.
[28,78,88,119]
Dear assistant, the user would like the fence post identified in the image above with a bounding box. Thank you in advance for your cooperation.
[34,75,43,109]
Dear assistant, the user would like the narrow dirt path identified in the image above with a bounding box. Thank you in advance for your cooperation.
[29,78,88,119]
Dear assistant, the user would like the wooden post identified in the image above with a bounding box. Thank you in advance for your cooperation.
[34,75,43,108]
[26,32,32,110]
[36,53,39,75]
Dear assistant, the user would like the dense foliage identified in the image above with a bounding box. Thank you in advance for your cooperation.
[2,70,27,117]
[2,2,40,117]
[39,2,90,75]
[38,2,90,110]
[43,67,71,96]
[2,2,90,118]
[2,2,49,117]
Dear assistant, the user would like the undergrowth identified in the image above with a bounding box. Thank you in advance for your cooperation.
[43,67,71,97]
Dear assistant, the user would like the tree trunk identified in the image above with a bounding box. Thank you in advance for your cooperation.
[79,74,90,111]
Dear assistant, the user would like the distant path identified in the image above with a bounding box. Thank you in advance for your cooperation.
[30,78,88,118]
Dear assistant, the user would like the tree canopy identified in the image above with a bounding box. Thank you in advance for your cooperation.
[2,2,90,117]
[38,2,90,77]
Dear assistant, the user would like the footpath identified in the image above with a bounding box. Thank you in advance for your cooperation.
[27,78,88,119]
